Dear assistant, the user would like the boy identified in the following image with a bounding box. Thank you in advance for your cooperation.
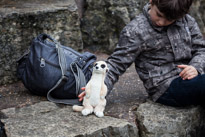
[80,0,205,107]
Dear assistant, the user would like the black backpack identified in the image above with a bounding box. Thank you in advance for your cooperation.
[17,34,96,105]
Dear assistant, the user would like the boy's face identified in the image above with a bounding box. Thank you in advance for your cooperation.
[149,0,175,27]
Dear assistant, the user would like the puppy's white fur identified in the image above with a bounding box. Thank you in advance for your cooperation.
[72,61,108,117]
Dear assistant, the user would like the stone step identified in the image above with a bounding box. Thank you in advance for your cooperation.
[1,100,205,137]
[0,0,82,85]
[0,101,138,137]
[135,101,205,137]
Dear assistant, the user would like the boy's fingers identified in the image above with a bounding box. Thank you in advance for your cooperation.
[180,68,198,80]
[188,75,196,80]
[178,65,187,77]
[79,97,83,102]
[78,88,86,101]
[78,92,85,102]
[183,73,192,80]
[179,68,187,77]
[182,68,192,77]
[177,65,188,69]
[179,66,192,77]
[177,65,198,80]
[78,91,85,98]
[81,87,85,91]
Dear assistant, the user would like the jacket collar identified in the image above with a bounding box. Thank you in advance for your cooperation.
[175,18,184,27]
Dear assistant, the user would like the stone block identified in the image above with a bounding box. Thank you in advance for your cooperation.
[0,101,138,137]
[135,101,205,137]
[81,0,147,53]
[0,0,82,85]
[190,0,205,35]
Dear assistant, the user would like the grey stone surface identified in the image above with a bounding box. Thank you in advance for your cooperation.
[135,101,205,137]
[190,0,205,35]
[0,0,82,85]
[75,0,86,18]
[0,101,139,137]
[199,0,205,33]
[81,0,146,53]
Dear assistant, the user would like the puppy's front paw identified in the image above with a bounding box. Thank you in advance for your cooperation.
[95,111,104,118]
[82,109,93,116]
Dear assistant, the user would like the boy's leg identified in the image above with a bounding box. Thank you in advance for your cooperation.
[156,74,205,107]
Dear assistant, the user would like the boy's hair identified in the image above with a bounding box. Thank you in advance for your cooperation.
[151,0,193,21]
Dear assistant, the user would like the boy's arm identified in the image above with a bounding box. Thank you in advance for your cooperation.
[188,16,205,74]
[105,26,142,93]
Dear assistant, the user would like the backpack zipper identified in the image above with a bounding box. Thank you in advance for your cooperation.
[39,57,64,69]
[40,58,46,67]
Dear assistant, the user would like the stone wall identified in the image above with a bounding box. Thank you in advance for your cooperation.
[81,0,146,53]
[190,0,205,34]
[0,0,82,85]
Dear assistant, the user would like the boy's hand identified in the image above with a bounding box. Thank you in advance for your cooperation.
[178,65,198,80]
[78,87,86,101]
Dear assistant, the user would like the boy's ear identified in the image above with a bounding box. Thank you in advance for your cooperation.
[149,0,152,4]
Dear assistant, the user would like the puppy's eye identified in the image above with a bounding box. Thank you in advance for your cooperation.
[94,63,98,67]
[101,64,105,68]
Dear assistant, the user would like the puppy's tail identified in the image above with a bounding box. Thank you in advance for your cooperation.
[72,105,84,112]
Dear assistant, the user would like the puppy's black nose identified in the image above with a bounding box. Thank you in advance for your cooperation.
[96,66,99,69]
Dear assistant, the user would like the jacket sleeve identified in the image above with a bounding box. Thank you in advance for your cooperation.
[188,16,205,74]
[104,25,142,93]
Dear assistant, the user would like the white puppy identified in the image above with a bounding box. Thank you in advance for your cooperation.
[72,61,108,117]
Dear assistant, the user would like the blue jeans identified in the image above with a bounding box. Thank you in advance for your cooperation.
[156,74,205,107]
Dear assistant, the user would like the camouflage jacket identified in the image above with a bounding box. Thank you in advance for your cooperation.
[105,3,205,101]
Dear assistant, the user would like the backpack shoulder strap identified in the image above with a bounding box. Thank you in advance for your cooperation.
[46,39,85,105]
